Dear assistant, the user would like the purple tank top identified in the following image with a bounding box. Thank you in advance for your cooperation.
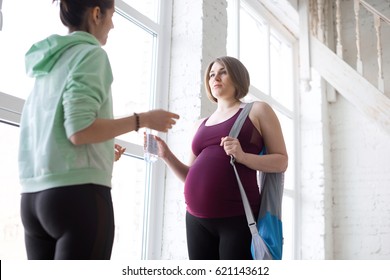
[185,109,263,218]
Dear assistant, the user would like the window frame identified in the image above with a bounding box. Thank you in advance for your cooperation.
[0,0,3,31]
[0,93,23,125]
[114,0,173,260]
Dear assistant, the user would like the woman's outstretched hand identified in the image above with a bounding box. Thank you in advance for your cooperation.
[141,110,180,132]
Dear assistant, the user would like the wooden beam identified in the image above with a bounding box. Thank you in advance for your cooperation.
[311,36,390,134]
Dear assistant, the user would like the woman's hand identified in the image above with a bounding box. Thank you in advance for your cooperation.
[220,136,245,162]
[141,110,180,132]
[154,135,170,159]
[114,144,126,161]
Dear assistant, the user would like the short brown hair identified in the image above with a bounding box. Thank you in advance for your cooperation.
[204,56,250,103]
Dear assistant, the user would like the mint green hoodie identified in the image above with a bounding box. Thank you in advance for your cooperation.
[18,31,114,193]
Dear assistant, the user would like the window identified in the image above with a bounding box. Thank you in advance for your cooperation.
[0,122,25,259]
[0,1,66,99]
[228,0,298,259]
[0,0,171,259]
[121,0,159,22]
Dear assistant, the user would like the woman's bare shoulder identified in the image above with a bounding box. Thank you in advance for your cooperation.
[250,101,275,118]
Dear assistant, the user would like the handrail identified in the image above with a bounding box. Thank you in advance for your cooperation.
[357,0,388,92]
[311,0,389,93]
[360,0,390,25]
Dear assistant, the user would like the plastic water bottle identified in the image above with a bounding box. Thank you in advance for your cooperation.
[144,129,158,163]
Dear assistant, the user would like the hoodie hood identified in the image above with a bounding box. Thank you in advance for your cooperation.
[25,31,100,77]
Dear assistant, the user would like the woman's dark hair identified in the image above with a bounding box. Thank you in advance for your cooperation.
[54,0,114,30]
[204,56,250,103]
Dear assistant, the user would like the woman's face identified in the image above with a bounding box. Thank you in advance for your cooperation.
[93,6,115,45]
[208,62,236,101]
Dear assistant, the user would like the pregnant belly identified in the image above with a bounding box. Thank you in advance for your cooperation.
[184,149,244,218]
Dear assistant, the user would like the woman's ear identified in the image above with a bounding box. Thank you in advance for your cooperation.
[90,6,102,25]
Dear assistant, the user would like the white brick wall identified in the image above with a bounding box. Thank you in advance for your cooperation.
[300,70,330,259]
[330,95,390,259]
[328,0,390,259]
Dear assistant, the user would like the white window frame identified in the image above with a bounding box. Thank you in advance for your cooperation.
[227,0,300,260]
[0,0,3,31]
[113,0,173,259]
[0,93,23,125]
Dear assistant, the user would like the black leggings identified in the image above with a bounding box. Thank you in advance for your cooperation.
[186,212,252,260]
[21,184,115,260]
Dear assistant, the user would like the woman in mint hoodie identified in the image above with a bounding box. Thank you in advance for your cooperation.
[18,0,179,260]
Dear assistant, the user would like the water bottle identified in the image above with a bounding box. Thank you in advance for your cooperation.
[144,129,159,163]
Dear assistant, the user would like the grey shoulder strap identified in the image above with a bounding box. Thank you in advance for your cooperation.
[229,102,254,138]
[228,102,258,235]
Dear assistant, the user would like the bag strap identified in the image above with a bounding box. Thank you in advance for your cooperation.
[228,102,258,236]
[229,102,254,138]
